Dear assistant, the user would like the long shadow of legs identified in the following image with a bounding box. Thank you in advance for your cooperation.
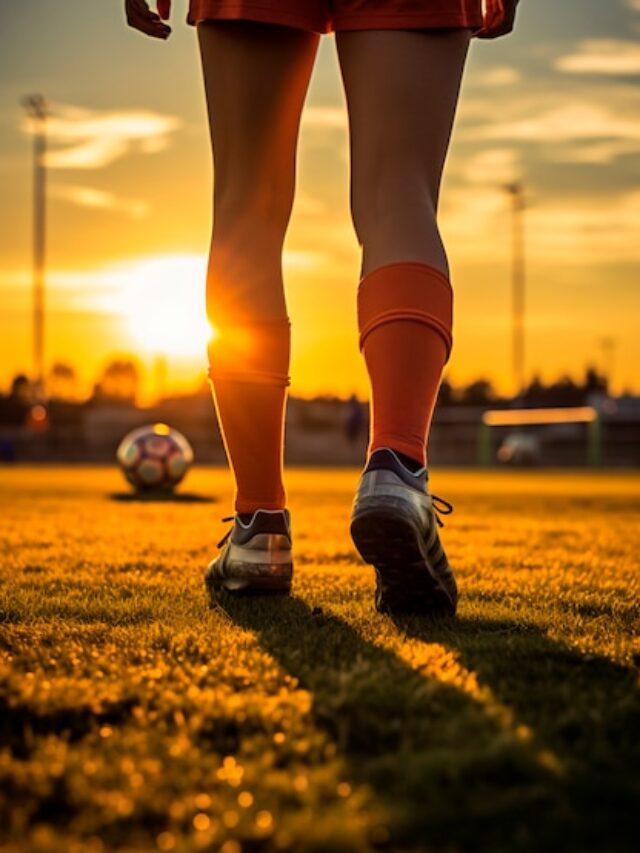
[389,613,640,852]
[211,594,591,852]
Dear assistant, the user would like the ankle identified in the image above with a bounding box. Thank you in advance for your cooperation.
[369,445,425,473]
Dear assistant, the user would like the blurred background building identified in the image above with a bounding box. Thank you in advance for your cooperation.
[1,364,637,467]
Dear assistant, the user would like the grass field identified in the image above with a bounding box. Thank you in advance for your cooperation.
[1,466,639,853]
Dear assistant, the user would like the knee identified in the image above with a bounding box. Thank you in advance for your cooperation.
[205,181,293,322]
[205,260,286,326]
[350,174,439,245]
[205,212,289,324]
[214,174,295,239]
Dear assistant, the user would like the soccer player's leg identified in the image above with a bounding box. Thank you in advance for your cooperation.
[197,20,320,593]
[336,26,471,613]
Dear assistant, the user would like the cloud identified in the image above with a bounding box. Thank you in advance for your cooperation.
[292,191,327,216]
[282,249,330,269]
[469,101,640,144]
[457,147,520,185]
[440,186,640,265]
[467,65,522,87]
[549,139,640,164]
[45,137,130,170]
[302,106,347,130]
[440,187,509,260]
[524,189,640,264]
[50,184,149,218]
[457,80,640,163]
[20,100,181,170]
[555,39,640,75]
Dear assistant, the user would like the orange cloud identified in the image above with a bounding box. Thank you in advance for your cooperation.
[21,100,181,170]
[50,184,149,218]
[555,39,640,75]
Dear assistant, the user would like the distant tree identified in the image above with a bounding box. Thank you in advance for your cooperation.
[583,365,608,396]
[523,374,545,405]
[0,375,31,429]
[437,378,455,406]
[48,362,77,400]
[460,379,495,406]
[546,376,583,406]
[9,374,32,403]
[94,359,140,403]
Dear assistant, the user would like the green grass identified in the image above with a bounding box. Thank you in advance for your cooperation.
[0,466,638,852]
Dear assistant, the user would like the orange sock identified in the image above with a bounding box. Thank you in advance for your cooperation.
[357,261,453,468]
[207,316,290,514]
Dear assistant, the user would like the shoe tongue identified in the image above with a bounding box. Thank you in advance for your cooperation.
[365,448,428,488]
[368,448,423,472]
[393,449,425,474]
[236,508,290,534]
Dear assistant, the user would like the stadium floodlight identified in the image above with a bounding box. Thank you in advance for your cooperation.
[21,94,49,400]
[479,406,602,467]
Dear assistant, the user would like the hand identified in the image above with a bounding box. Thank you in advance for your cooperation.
[125,0,172,39]
[474,0,520,40]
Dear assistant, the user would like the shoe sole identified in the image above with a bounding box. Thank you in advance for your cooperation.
[350,507,456,616]
[205,563,292,597]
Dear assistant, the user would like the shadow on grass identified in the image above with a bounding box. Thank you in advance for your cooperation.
[214,594,639,852]
[0,695,138,759]
[109,491,216,504]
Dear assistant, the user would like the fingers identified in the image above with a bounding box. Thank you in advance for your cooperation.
[125,0,171,39]
[474,0,517,40]
[157,0,172,20]
[474,22,514,40]
[485,0,505,30]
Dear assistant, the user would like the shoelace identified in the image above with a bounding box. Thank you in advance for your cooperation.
[431,494,454,528]
[216,515,236,549]
[216,494,453,548]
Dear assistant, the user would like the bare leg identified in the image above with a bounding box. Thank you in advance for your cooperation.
[342,28,471,616]
[198,20,320,320]
[336,27,471,279]
[336,27,471,467]
[197,21,319,513]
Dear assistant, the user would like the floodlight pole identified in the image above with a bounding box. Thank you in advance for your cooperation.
[598,336,617,395]
[505,182,525,402]
[21,94,49,400]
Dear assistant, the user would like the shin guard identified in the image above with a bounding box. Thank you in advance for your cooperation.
[357,262,453,467]
[207,317,290,513]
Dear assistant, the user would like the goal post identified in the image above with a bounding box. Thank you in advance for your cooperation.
[478,406,602,467]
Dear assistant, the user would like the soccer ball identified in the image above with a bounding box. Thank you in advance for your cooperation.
[117,423,194,491]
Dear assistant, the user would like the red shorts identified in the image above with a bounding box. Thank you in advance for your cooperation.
[186,1,484,35]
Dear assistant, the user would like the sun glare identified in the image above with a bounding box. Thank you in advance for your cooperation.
[114,255,213,358]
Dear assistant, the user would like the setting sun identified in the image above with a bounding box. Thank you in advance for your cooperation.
[114,255,214,358]
[1,0,638,404]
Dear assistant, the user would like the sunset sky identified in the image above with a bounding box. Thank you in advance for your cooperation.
[1,0,639,403]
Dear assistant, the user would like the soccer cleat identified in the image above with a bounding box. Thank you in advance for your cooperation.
[205,508,293,596]
[349,447,457,616]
